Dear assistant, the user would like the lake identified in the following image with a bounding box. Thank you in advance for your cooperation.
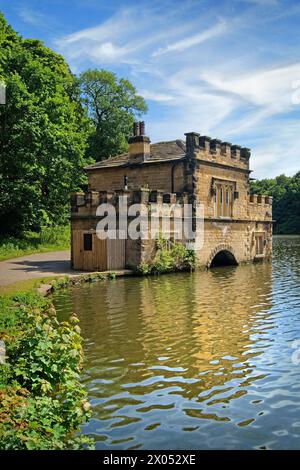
[53,236,300,450]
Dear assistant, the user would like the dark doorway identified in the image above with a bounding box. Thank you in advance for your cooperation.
[210,250,238,267]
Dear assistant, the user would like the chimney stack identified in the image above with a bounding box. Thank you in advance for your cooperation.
[185,132,200,154]
[140,121,145,135]
[129,121,150,163]
[133,121,140,136]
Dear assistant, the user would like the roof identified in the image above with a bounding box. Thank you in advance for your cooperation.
[84,140,186,170]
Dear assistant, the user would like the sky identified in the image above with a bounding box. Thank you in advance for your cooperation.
[1,0,300,179]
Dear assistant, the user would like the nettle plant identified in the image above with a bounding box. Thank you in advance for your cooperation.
[0,293,93,450]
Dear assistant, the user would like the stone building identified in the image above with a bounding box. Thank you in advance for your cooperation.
[71,122,273,271]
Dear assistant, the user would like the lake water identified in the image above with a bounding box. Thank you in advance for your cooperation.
[53,236,300,450]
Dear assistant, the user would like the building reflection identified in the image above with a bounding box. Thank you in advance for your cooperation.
[63,262,273,410]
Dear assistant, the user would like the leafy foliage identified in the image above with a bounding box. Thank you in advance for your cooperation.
[251,172,300,234]
[0,13,148,236]
[79,69,147,161]
[0,293,93,449]
[0,13,91,235]
[137,239,196,275]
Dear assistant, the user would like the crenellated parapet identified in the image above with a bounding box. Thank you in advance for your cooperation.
[71,188,192,218]
[185,132,251,169]
[248,194,273,221]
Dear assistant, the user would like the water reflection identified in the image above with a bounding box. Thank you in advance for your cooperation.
[54,236,300,449]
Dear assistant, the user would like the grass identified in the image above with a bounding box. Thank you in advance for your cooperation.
[0,272,119,297]
[0,225,70,262]
[0,276,62,297]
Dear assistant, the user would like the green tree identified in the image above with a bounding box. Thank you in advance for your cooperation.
[251,172,300,234]
[78,69,147,161]
[0,13,91,235]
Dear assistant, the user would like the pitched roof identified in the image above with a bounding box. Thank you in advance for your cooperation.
[84,139,186,170]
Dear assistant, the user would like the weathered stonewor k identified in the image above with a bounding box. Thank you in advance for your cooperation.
[70,122,273,271]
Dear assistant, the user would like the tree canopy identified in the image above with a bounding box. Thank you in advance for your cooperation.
[79,69,147,161]
[0,13,148,235]
[251,172,300,234]
[0,13,91,234]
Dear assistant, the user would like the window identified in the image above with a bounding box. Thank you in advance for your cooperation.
[256,235,264,255]
[83,233,93,251]
[215,183,233,218]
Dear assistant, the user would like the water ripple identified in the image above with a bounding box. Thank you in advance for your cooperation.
[54,236,300,450]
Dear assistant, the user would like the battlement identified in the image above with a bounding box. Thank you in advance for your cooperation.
[248,194,273,221]
[71,188,193,217]
[185,132,251,169]
[249,194,273,205]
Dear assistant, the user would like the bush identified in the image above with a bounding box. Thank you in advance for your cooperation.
[0,293,93,450]
[137,239,196,275]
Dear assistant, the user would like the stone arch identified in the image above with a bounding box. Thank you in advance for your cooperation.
[206,244,238,268]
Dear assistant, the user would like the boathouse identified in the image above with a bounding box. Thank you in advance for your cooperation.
[70,122,273,270]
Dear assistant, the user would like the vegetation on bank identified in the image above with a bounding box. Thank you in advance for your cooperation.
[137,239,196,275]
[251,172,300,234]
[0,225,70,261]
[0,291,93,450]
[0,271,124,449]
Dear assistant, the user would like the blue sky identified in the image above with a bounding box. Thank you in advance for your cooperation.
[1,0,300,178]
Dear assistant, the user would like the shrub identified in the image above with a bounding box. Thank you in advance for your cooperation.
[137,239,196,275]
[0,293,93,450]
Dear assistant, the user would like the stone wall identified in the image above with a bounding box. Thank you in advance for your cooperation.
[195,161,250,219]
[88,161,186,194]
[195,220,272,268]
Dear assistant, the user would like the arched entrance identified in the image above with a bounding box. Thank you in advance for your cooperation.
[210,250,238,267]
[206,244,238,268]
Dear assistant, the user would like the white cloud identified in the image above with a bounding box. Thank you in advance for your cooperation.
[200,63,300,112]
[53,0,300,177]
[250,120,300,178]
[152,20,227,57]
[56,5,194,65]
[139,90,175,102]
[18,7,48,28]
[56,9,139,64]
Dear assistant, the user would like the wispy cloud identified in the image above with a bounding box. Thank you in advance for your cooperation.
[53,0,300,178]
[17,6,48,28]
[138,89,175,102]
[200,62,300,112]
[152,20,227,56]
[56,6,193,65]
[241,0,279,5]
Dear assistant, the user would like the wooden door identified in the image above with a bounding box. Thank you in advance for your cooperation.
[107,238,126,270]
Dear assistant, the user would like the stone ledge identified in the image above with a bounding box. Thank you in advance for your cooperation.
[36,270,134,297]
